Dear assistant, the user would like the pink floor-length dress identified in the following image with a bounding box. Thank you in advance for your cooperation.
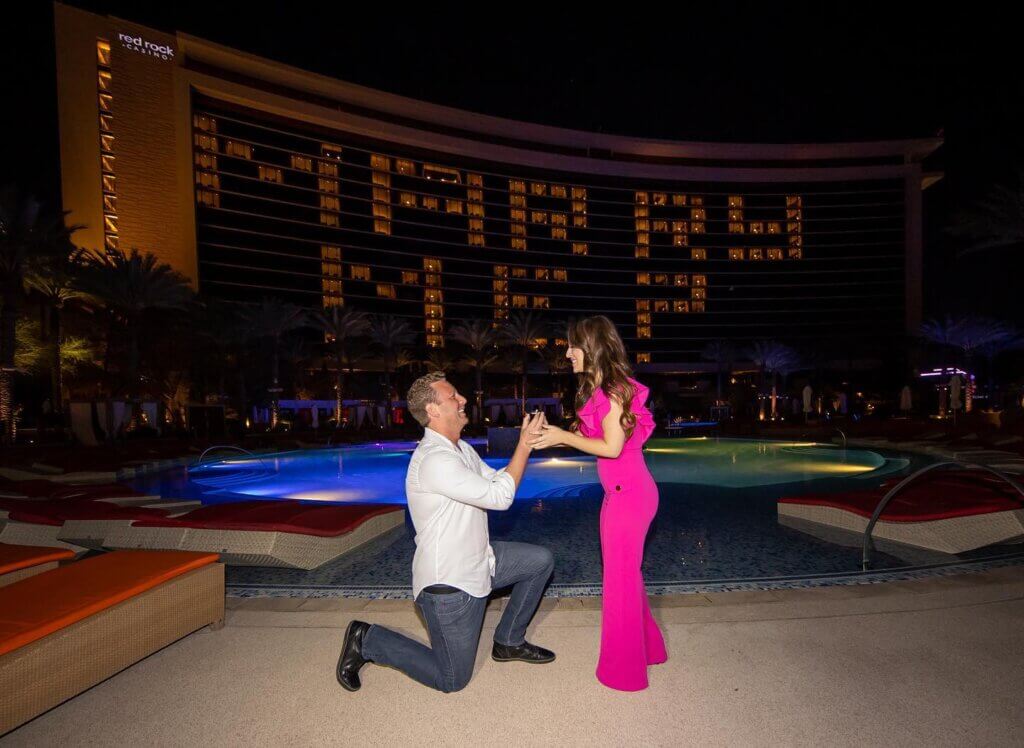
[577,378,667,691]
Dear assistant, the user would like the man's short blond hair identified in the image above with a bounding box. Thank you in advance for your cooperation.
[407,371,447,427]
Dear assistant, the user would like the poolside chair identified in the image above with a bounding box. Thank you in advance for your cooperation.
[0,544,75,587]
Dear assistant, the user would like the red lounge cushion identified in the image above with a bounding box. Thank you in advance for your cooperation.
[132,501,404,537]
[780,470,1023,522]
[0,543,75,575]
[7,502,170,527]
[0,550,219,656]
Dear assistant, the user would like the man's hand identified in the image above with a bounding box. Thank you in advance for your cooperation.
[517,411,544,452]
[528,422,570,450]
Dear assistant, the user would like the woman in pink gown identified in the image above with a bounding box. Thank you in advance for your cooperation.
[528,315,667,691]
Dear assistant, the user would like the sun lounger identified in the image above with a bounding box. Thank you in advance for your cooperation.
[0,550,223,734]
[117,501,406,569]
[0,503,172,553]
[778,471,1024,553]
[0,544,75,587]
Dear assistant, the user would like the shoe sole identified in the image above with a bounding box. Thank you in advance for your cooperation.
[336,621,361,691]
[491,655,556,664]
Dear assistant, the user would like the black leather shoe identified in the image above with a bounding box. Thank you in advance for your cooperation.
[491,641,555,664]
[337,620,371,691]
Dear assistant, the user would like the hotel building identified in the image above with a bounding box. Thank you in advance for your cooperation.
[54,4,942,365]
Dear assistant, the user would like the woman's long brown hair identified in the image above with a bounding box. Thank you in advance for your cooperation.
[568,315,637,439]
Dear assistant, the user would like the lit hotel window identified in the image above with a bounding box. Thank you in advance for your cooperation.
[510,194,527,208]
[636,300,650,311]
[493,279,508,292]
[674,274,688,286]
[371,154,391,172]
[531,211,548,224]
[512,295,528,308]
[749,248,764,261]
[637,312,651,325]
[196,190,219,208]
[467,173,483,187]
[729,248,745,261]
[259,166,283,183]
[291,155,312,171]
[692,288,707,301]
[654,300,669,313]
[512,267,527,278]
[351,265,371,281]
[530,183,547,196]
[693,301,705,312]
[102,174,116,193]
[193,114,216,133]
[535,268,550,280]
[104,235,118,251]
[424,164,461,182]
[321,244,342,277]
[100,154,116,173]
[422,196,438,210]
[635,246,649,259]
[425,304,444,318]
[786,222,801,233]
[446,199,464,214]
[510,180,526,194]
[396,159,415,175]
[322,280,343,308]
[653,193,667,206]
[97,70,112,92]
[402,271,419,284]
[636,218,650,231]
[749,222,764,235]
[424,258,442,273]
[195,153,217,171]
[572,243,588,255]
[653,220,668,233]
[637,352,651,363]
[96,39,111,67]
[637,232,650,245]
[494,265,508,277]
[673,194,687,206]
[552,227,567,240]
[511,238,527,250]
[321,212,340,227]
[425,319,443,334]
[551,213,567,227]
[674,300,690,313]
[494,294,509,308]
[494,309,509,322]
[637,326,651,339]
[788,247,803,259]
[321,143,342,161]
[635,192,649,205]
[553,269,568,281]
[693,275,706,286]
[377,284,396,299]
[103,194,117,214]
[99,114,113,133]
[98,93,113,112]
[320,195,340,211]
[767,248,783,260]
[424,273,440,287]
[426,334,444,348]
[319,178,339,193]
[637,273,650,285]
[318,161,338,178]
[728,195,744,208]
[468,201,484,218]
[551,185,567,198]
[691,248,706,260]
[194,134,217,153]
[786,195,802,208]
[729,222,744,234]
[532,296,550,309]
[225,141,253,159]
[195,172,219,189]
[654,274,668,285]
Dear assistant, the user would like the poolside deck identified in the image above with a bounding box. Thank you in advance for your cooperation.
[5,566,1023,746]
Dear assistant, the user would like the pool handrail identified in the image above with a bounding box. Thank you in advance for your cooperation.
[861,460,1024,570]
[191,445,269,469]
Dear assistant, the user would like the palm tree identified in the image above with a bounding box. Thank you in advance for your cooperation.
[946,170,1024,257]
[0,187,79,442]
[499,311,548,417]
[747,340,800,418]
[369,314,415,427]
[701,339,735,404]
[76,248,194,432]
[423,348,456,373]
[310,306,370,425]
[448,319,499,424]
[237,297,307,428]
[25,244,89,416]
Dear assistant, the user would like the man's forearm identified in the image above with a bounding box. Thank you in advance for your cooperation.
[504,444,532,489]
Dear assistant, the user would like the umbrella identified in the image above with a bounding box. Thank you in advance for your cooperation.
[950,375,962,412]
[899,385,912,412]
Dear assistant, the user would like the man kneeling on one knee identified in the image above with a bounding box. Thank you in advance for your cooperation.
[337,371,555,693]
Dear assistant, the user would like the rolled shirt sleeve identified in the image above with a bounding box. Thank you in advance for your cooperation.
[418,449,516,510]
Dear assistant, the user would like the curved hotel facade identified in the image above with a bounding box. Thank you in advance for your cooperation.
[54,4,942,365]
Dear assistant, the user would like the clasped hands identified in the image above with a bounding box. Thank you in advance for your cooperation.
[518,410,570,451]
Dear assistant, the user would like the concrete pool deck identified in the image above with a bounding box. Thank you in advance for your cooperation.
[5,565,1023,746]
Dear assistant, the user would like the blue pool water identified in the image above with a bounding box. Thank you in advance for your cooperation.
[130,438,1018,593]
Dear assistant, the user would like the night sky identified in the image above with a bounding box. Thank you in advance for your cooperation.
[6,2,1020,319]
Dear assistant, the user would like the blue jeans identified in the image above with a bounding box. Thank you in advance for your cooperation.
[361,541,554,692]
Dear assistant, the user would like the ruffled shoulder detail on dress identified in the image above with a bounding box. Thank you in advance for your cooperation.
[628,378,656,445]
[576,386,610,438]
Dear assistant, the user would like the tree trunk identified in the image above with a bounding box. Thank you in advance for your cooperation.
[334,341,344,428]
[475,362,484,425]
[50,304,63,416]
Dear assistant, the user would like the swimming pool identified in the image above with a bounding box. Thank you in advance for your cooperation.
[131,438,1022,594]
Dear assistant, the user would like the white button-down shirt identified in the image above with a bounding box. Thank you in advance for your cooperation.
[406,427,517,598]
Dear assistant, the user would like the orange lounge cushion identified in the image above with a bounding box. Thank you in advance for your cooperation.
[780,470,1023,522]
[0,543,75,575]
[0,550,219,657]
[131,500,404,537]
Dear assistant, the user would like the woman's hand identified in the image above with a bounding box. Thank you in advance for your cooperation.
[528,423,570,450]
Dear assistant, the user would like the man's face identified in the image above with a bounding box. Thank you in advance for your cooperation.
[427,379,468,431]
